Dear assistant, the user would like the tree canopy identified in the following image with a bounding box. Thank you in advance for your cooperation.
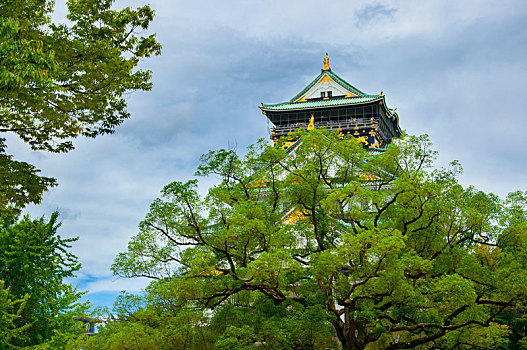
[78,287,339,350]
[0,212,89,348]
[112,129,527,349]
[0,0,162,345]
[0,0,161,212]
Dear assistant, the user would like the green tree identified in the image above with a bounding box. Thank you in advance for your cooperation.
[77,290,216,350]
[0,0,161,212]
[113,129,527,349]
[0,212,90,348]
[210,297,338,349]
[80,284,338,349]
[0,139,56,216]
[0,281,29,349]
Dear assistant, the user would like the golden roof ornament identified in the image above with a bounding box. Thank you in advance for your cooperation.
[307,114,315,130]
[322,53,330,71]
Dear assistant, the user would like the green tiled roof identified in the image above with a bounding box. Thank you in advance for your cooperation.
[322,70,371,98]
[367,148,389,155]
[261,96,382,111]
[288,69,373,102]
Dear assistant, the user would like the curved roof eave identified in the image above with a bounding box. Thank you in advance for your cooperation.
[380,95,403,136]
[288,71,325,103]
[260,96,384,112]
[288,69,371,104]
[326,70,369,97]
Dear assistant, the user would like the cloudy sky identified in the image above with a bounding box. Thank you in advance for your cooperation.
[10,0,527,308]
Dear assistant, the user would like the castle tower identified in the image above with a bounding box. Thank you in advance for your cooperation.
[260,54,402,149]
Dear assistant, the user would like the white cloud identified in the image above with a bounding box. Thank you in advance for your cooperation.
[81,276,150,294]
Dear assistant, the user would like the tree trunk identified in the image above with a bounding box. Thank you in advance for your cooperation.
[332,315,364,350]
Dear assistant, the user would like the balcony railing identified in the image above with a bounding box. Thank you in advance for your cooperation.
[271,118,378,136]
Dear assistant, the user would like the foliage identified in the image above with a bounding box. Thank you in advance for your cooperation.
[0,140,56,216]
[112,129,527,350]
[0,280,29,349]
[0,0,161,212]
[77,290,215,350]
[79,286,338,350]
[0,212,90,348]
[0,0,161,152]
[211,298,338,350]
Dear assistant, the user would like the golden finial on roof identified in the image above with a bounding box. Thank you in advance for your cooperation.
[307,115,315,130]
[322,53,330,71]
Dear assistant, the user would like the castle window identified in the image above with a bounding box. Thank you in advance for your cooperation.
[327,91,332,98]
[320,92,326,98]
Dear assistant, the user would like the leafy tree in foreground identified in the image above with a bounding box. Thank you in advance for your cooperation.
[76,290,216,350]
[79,286,338,350]
[0,140,57,216]
[0,0,161,212]
[113,129,527,349]
[0,281,29,349]
[0,212,90,348]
